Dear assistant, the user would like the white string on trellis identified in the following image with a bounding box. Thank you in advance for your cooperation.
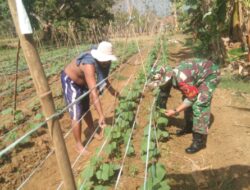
[17,71,133,190]
[0,66,123,157]
[16,83,113,190]
[114,81,147,190]
[13,82,111,190]
[56,73,135,190]
[16,151,54,190]
[78,79,137,190]
[11,40,137,189]
[79,49,158,189]
[14,74,132,190]
[114,42,162,189]
[144,98,156,190]
[79,45,159,189]
[13,37,147,189]
[0,47,128,141]
[0,51,79,99]
[0,52,74,76]
[0,45,79,76]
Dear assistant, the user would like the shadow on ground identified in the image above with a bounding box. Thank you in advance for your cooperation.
[168,164,250,190]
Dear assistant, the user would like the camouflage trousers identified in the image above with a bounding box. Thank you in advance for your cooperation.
[185,73,220,135]
[157,82,172,109]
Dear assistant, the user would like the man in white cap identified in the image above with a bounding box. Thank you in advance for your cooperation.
[61,41,118,153]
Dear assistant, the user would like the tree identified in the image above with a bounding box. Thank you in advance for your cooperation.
[230,0,242,42]
[0,0,115,43]
[0,0,14,36]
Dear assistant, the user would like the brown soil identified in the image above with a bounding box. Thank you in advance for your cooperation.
[1,34,250,190]
[0,38,153,190]
[161,34,250,190]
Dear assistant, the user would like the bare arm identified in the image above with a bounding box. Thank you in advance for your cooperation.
[165,103,188,117]
[165,98,193,117]
[81,64,106,126]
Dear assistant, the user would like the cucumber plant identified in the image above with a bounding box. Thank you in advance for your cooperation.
[140,36,171,190]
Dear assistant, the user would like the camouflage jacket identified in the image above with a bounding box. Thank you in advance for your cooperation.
[172,58,220,105]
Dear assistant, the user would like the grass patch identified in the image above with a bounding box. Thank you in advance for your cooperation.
[219,74,250,93]
[226,47,246,62]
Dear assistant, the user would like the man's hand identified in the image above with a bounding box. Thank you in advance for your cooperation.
[98,116,106,128]
[165,109,178,117]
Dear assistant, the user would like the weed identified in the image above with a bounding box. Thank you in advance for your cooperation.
[219,74,250,94]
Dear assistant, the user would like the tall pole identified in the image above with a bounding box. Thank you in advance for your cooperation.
[248,13,250,62]
[7,0,76,189]
[13,40,20,117]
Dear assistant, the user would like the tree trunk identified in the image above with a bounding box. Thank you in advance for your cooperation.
[247,35,250,62]
[173,0,178,31]
[247,17,250,62]
[201,0,211,14]
[231,1,242,42]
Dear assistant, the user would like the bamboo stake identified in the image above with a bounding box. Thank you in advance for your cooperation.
[13,40,20,119]
[7,0,76,189]
[247,34,250,62]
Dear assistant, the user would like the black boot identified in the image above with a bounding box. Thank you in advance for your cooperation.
[185,133,207,154]
[176,127,192,136]
[176,120,193,136]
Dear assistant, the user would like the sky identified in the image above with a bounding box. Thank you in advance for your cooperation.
[114,0,172,17]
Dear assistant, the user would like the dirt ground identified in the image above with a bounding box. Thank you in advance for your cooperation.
[0,38,154,190]
[0,34,250,190]
[162,34,250,190]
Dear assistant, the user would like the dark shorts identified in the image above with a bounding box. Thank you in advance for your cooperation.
[61,71,89,121]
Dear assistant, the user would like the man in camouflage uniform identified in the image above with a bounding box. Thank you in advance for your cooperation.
[150,58,220,153]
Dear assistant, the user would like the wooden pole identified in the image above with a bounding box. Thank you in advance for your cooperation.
[13,40,20,118]
[247,15,250,62]
[247,34,250,62]
[7,1,76,189]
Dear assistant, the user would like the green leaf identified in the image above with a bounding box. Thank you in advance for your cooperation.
[5,131,18,142]
[202,11,213,22]
[113,164,120,170]
[140,177,153,190]
[1,108,13,115]
[96,170,102,180]
[19,136,30,145]
[159,181,170,190]
[14,110,25,124]
[77,181,93,190]
[81,165,95,180]
[90,156,102,166]
[123,129,132,143]
[157,117,168,127]
[101,164,110,181]
[34,113,43,120]
[104,141,117,155]
[116,118,130,128]
[127,144,135,156]
[111,128,121,139]
[121,111,134,122]
[141,139,156,152]
[144,125,150,136]
[157,130,169,141]
[154,163,166,181]
[157,108,166,114]
[104,126,112,137]
[94,185,108,190]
